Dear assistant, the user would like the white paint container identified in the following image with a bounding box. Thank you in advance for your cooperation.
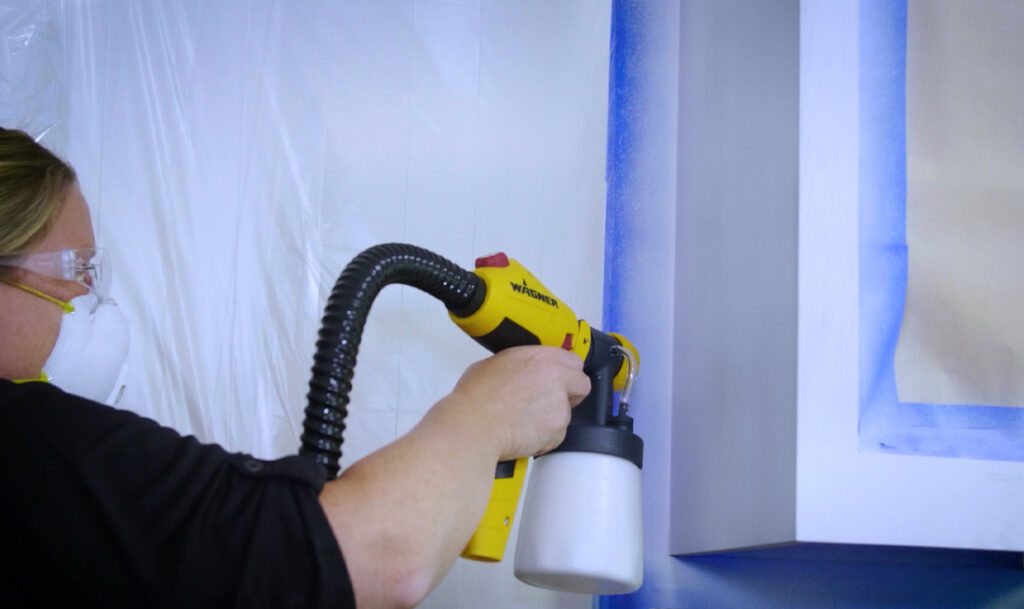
[514,450,644,595]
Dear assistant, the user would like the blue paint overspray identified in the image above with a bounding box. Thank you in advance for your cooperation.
[596,1,1024,607]
[602,0,641,335]
[858,0,1024,462]
[599,1,677,607]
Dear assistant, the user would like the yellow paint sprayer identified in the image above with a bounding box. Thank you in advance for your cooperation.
[299,243,644,594]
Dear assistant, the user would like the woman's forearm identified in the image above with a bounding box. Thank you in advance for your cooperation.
[317,346,589,609]
[318,393,501,609]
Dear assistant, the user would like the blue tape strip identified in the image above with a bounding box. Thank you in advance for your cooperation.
[602,0,639,334]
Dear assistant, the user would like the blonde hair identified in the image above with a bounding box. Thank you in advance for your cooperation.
[0,127,77,258]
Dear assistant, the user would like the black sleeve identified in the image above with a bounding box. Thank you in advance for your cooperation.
[0,379,355,609]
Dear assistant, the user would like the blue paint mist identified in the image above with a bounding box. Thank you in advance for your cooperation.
[858,0,1024,462]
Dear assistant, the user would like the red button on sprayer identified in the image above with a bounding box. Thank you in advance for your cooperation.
[475,252,509,268]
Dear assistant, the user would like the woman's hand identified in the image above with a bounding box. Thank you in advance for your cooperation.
[442,345,591,461]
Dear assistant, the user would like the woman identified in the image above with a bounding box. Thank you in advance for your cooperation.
[0,127,590,608]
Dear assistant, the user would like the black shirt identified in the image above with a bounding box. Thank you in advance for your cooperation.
[0,379,355,608]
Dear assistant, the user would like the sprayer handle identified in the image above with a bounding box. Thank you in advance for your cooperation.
[460,457,528,561]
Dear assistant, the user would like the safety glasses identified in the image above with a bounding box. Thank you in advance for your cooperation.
[0,247,111,300]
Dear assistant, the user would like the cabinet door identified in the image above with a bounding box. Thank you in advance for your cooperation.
[798,0,1024,552]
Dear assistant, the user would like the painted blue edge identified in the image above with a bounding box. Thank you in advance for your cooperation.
[599,1,641,607]
[602,0,636,336]
[858,0,1024,462]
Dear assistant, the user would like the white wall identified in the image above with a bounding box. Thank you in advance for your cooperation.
[3,1,609,607]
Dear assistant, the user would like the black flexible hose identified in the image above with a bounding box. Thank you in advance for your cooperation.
[299,243,483,479]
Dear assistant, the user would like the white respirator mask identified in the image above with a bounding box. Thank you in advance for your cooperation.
[42,292,130,406]
[2,247,130,406]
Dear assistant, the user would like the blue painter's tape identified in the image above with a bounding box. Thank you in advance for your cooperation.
[858,0,1024,461]
[602,0,640,335]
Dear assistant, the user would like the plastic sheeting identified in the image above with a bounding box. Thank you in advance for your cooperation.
[3,2,609,607]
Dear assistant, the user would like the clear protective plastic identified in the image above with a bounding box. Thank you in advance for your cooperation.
[2,2,609,607]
